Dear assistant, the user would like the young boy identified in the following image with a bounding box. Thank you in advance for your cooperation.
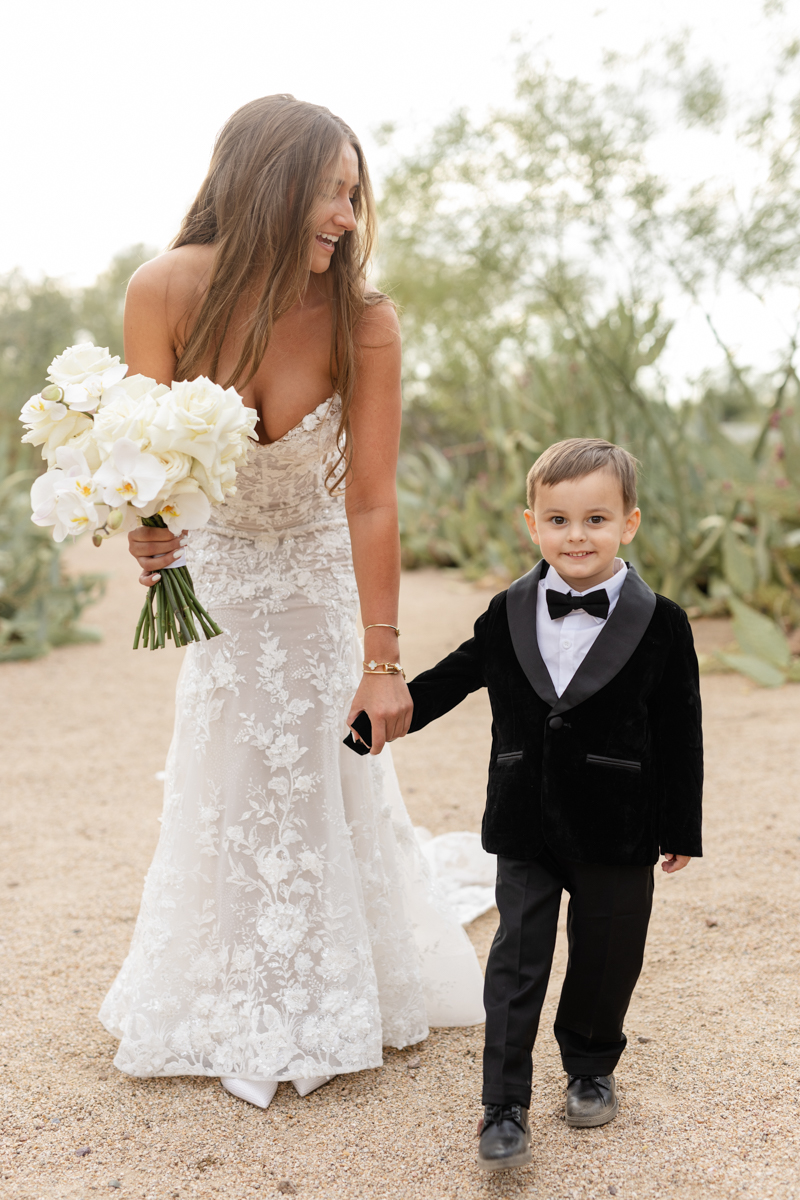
[347,437,703,1171]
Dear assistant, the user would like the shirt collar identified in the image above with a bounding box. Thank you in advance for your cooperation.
[541,557,628,600]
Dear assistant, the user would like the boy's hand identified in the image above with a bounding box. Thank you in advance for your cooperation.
[661,853,691,874]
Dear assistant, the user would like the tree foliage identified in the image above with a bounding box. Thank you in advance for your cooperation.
[0,245,154,659]
[377,45,800,665]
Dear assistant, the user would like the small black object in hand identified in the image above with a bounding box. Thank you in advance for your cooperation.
[343,710,373,755]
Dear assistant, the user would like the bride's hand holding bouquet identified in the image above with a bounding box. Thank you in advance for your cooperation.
[20,342,258,649]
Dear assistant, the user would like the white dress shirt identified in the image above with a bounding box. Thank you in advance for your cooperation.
[536,558,628,697]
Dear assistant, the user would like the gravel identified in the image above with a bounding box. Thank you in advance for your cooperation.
[1,539,799,1199]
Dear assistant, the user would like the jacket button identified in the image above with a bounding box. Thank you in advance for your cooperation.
[549,716,564,730]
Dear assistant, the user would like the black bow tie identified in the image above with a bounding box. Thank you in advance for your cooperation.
[546,587,610,621]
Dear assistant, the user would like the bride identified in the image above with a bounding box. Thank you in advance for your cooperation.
[99,95,485,1108]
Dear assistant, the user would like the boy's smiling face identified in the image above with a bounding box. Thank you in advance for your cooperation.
[524,468,641,593]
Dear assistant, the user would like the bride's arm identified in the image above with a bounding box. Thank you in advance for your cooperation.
[345,301,412,754]
[123,256,187,585]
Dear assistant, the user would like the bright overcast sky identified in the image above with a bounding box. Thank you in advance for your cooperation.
[2,0,798,390]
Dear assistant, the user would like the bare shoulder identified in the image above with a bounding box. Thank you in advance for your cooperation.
[355,294,401,350]
[127,246,214,323]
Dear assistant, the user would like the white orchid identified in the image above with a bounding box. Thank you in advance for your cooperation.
[157,486,211,533]
[21,349,256,650]
[60,382,109,414]
[50,484,104,541]
[30,450,84,524]
[93,437,167,509]
[30,447,103,542]
[20,391,93,465]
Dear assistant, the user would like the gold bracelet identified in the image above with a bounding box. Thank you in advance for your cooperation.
[363,660,406,679]
[363,623,400,637]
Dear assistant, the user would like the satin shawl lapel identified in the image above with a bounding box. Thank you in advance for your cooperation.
[506,560,558,706]
[551,564,657,715]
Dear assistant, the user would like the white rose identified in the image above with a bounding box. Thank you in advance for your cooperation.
[190,454,238,503]
[99,374,170,410]
[155,449,192,487]
[148,377,257,470]
[64,426,103,472]
[47,342,128,390]
[150,455,196,507]
[92,386,166,457]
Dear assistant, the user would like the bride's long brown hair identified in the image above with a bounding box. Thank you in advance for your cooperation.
[171,94,383,486]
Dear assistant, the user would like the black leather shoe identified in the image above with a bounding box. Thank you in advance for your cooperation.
[565,1074,618,1127]
[477,1104,532,1171]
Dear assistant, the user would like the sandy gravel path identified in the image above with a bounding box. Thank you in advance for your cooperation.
[1,536,799,1200]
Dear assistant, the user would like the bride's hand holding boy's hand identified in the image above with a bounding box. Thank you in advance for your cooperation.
[128,525,188,587]
[347,673,413,755]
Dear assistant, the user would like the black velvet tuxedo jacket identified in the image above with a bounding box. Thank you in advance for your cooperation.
[407,561,703,866]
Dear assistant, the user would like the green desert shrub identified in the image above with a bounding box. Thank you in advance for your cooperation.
[0,468,106,660]
[0,246,154,659]
[377,45,800,685]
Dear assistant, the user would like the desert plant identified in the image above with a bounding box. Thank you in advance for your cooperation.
[0,246,154,660]
[379,47,800,616]
[716,597,800,688]
[0,468,106,661]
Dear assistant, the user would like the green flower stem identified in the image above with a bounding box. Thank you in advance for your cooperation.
[167,567,198,639]
[132,514,224,651]
[164,586,180,645]
[169,565,207,634]
[162,570,191,645]
[143,589,154,649]
[181,569,222,635]
[133,600,148,650]
[172,566,218,638]
[156,581,165,649]
[161,585,170,647]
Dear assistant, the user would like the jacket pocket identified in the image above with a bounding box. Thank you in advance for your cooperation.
[586,754,641,773]
[496,750,524,764]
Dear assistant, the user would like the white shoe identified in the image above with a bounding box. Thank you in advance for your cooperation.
[292,1074,334,1097]
[220,1077,278,1109]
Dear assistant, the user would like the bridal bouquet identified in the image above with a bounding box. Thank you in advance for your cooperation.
[20,343,258,650]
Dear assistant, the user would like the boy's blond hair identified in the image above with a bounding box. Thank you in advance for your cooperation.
[526,438,639,512]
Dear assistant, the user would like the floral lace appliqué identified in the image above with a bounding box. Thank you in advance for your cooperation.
[99,395,485,1081]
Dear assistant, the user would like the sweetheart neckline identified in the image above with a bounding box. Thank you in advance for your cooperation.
[250,396,336,449]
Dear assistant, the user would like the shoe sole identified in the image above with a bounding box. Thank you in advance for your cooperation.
[478,1145,532,1172]
[565,1098,619,1128]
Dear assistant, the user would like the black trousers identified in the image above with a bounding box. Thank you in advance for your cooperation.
[482,848,654,1107]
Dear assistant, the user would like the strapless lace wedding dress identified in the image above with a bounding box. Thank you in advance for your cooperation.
[99,397,485,1083]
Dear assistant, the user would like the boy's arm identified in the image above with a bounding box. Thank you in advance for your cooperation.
[407,607,489,732]
[651,606,704,859]
[345,603,491,752]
